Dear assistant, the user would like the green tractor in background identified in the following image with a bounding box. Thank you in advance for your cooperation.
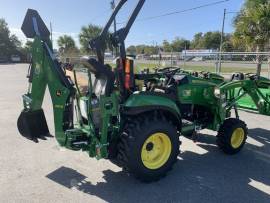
[17,0,270,182]
[189,71,270,116]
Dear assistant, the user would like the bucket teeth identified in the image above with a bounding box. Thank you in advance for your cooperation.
[17,109,51,142]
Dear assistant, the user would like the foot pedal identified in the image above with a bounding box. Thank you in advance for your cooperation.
[17,109,50,142]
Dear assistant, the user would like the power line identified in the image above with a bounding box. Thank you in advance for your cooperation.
[117,0,230,24]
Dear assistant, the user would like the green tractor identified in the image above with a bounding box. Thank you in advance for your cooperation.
[189,71,270,116]
[18,0,270,182]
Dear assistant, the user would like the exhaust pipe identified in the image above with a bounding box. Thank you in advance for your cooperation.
[17,109,50,142]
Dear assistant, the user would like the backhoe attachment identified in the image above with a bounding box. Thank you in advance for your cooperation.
[17,9,75,144]
[17,9,51,142]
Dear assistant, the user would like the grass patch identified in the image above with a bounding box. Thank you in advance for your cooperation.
[108,62,268,74]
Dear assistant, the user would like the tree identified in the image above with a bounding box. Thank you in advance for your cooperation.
[19,40,34,62]
[171,37,190,52]
[191,32,234,50]
[57,35,77,54]
[10,35,21,48]
[191,32,203,49]
[24,40,33,52]
[136,45,145,54]
[144,45,158,55]
[79,24,106,53]
[127,45,136,55]
[162,40,172,52]
[202,32,221,49]
[0,18,21,58]
[233,0,270,74]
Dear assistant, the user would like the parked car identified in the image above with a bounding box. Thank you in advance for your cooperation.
[10,55,21,63]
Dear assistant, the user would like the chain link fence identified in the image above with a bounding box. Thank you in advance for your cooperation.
[59,52,270,78]
[136,52,270,78]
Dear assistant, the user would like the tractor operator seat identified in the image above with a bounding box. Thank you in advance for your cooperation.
[80,57,115,97]
[230,72,245,81]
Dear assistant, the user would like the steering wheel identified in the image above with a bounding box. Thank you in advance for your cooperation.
[245,73,259,80]
[155,67,171,73]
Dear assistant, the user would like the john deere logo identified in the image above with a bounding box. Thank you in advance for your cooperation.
[56,90,62,97]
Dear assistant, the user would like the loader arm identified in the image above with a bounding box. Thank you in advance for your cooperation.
[220,78,270,116]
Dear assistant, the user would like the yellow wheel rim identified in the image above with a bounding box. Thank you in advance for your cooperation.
[141,133,172,170]
[231,128,245,149]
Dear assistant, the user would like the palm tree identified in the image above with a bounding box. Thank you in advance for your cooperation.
[79,24,102,53]
[233,0,270,75]
[57,35,76,54]
[79,24,113,54]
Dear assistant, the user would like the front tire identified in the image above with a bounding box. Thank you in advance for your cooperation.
[217,118,248,154]
[117,113,180,182]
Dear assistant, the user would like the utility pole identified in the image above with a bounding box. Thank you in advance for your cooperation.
[184,42,187,68]
[218,8,226,74]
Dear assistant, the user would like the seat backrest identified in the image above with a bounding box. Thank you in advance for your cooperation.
[93,76,107,97]
[80,57,115,96]
[231,72,245,81]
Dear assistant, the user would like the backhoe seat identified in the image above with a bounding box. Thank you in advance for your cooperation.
[231,72,245,81]
[81,57,115,96]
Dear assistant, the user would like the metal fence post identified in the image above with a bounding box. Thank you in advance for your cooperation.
[215,53,219,74]
[268,55,270,79]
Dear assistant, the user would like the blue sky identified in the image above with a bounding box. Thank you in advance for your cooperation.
[0,0,244,48]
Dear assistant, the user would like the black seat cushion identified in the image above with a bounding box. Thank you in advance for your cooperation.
[231,72,245,81]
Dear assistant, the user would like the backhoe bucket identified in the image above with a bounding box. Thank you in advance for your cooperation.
[17,109,50,142]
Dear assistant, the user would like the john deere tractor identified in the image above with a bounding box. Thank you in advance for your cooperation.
[18,0,270,182]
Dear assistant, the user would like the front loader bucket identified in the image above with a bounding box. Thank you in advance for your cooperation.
[17,109,50,142]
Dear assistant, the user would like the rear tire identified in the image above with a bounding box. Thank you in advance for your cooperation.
[217,118,248,155]
[117,112,180,182]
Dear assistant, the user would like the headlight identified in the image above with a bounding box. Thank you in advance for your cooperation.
[214,87,221,98]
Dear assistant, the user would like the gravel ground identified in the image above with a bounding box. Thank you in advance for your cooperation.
[0,64,270,203]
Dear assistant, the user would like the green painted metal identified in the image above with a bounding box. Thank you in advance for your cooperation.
[20,17,270,164]
[124,92,181,116]
[191,71,270,116]
[219,77,270,116]
[234,76,270,115]
[177,75,217,106]
[176,75,226,131]
[21,36,270,164]
[21,36,120,159]
[23,37,75,146]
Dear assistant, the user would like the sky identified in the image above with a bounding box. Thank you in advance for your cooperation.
[0,0,244,48]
